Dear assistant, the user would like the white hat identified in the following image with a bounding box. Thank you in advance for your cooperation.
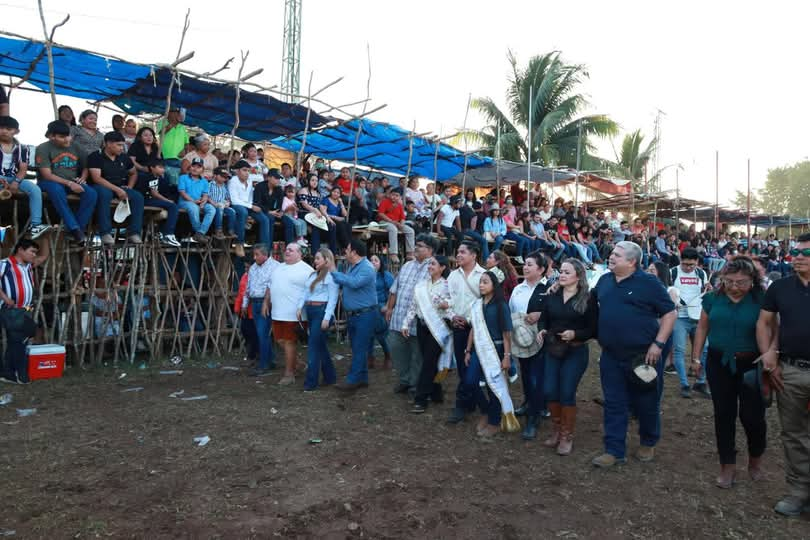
[113,200,131,223]
[304,212,329,231]
[510,313,542,358]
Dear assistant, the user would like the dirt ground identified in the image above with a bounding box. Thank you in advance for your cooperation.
[1,343,808,539]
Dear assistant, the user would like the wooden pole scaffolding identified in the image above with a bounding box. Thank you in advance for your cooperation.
[746,158,751,241]
[404,120,416,180]
[36,0,70,119]
[229,50,250,153]
[295,71,314,179]
[460,93,472,196]
[714,150,720,233]
[158,9,192,157]
[574,118,583,209]
[347,43,371,222]
[675,168,680,227]
[495,120,501,205]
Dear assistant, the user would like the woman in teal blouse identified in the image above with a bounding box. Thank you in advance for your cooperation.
[693,256,766,489]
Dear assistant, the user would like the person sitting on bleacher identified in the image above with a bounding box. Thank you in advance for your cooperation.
[34,121,97,245]
[0,116,50,239]
[228,160,271,258]
[208,167,236,241]
[87,131,144,245]
[377,190,415,264]
[178,158,215,244]
[131,159,180,247]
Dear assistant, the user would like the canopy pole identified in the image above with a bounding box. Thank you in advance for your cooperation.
[347,43,371,222]
[36,1,70,119]
[675,168,680,229]
[229,50,250,154]
[404,120,416,180]
[574,118,582,209]
[550,167,555,204]
[746,158,751,242]
[460,93,472,196]
[158,9,191,156]
[295,70,314,180]
[526,85,533,214]
[714,150,719,234]
[496,120,501,208]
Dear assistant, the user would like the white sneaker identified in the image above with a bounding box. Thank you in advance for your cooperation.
[160,233,181,247]
[515,256,525,264]
[29,224,52,239]
[297,238,309,247]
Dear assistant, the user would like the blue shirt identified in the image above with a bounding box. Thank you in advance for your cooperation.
[178,174,209,201]
[375,271,394,305]
[332,258,377,311]
[483,217,507,236]
[592,269,675,353]
[297,272,340,322]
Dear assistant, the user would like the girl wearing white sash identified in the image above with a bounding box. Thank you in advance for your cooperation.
[401,256,454,413]
[463,268,521,439]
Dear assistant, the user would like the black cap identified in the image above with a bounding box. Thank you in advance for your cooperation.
[213,166,230,177]
[189,157,204,167]
[45,120,70,136]
[233,159,251,170]
[104,131,125,143]
[0,116,19,129]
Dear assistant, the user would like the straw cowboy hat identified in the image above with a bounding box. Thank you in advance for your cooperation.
[305,212,329,231]
[510,313,542,358]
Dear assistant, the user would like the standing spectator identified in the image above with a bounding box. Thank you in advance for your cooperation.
[241,244,279,376]
[377,191,415,264]
[756,232,810,516]
[87,131,144,245]
[446,241,487,424]
[207,167,235,240]
[438,195,464,256]
[655,229,672,264]
[269,244,314,385]
[384,235,435,395]
[486,250,518,301]
[70,110,104,159]
[131,159,180,247]
[181,134,219,180]
[178,158,215,244]
[401,255,454,413]
[459,198,488,260]
[157,106,188,185]
[693,257,766,489]
[670,248,711,398]
[127,127,162,174]
[331,239,378,392]
[0,238,51,384]
[591,241,677,467]
[297,248,339,391]
[235,272,257,364]
[35,121,96,244]
[369,255,394,370]
[0,116,50,238]
[228,160,271,257]
[57,105,76,126]
[539,259,598,455]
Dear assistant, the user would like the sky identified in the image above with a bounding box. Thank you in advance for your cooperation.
[4,0,809,206]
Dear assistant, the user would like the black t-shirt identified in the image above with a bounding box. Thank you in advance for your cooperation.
[127,141,162,166]
[253,181,284,213]
[134,172,173,200]
[87,150,133,187]
[762,275,810,358]
[459,205,475,230]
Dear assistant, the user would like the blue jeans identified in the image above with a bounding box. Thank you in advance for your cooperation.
[672,317,707,387]
[146,198,179,235]
[463,229,490,260]
[505,231,529,257]
[345,309,375,384]
[38,179,97,233]
[464,350,502,426]
[518,351,546,415]
[367,308,390,357]
[544,345,589,406]
[453,326,482,412]
[304,304,337,389]
[571,242,592,264]
[213,206,236,233]
[8,178,43,226]
[251,298,276,370]
[91,184,144,235]
[179,200,215,234]
[233,205,270,244]
[281,215,297,244]
[600,348,663,459]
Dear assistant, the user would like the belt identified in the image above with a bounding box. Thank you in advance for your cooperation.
[306,301,327,306]
[346,305,377,317]
[249,297,266,302]
[782,356,810,370]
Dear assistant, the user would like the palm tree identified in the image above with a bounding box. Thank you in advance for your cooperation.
[610,129,657,190]
[464,51,618,167]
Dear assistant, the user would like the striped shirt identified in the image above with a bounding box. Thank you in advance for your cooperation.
[389,258,430,335]
[207,181,230,206]
[242,258,279,308]
[0,257,35,309]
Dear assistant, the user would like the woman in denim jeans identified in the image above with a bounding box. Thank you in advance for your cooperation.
[297,248,339,391]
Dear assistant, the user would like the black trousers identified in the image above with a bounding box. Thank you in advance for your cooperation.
[705,348,767,464]
[441,226,464,256]
[415,320,443,406]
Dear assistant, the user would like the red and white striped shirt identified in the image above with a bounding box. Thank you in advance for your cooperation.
[0,257,35,309]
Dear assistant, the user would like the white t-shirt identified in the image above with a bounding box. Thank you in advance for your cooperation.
[270,260,315,321]
[672,266,704,319]
[246,159,268,185]
[439,204,459,228]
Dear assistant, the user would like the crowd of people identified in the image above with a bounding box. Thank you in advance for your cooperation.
[1,94,810,518]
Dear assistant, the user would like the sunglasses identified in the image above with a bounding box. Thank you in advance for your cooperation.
[790,248,810,257]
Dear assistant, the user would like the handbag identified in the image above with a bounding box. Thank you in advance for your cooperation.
[545,334,569,358]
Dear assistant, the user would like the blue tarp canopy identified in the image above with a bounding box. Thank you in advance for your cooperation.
[272,119,493,181]
[0,36,330,140]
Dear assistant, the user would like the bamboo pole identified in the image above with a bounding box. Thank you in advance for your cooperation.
[36,1,69,119]
[158,9,191,156]
[526,86,532,213]
[495,120,501,207]
[746,158,751,241]
[347,44,372,222]
[574,118,583,209]
[229,50,249,153]
[714,150,719,234]
[460,93,472,196]
[404,120,416,180]
[296,71,314,181]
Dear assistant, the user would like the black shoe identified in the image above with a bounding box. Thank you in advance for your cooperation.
[514,401,529,417]
[447,408,465,424]
[393,383,410,394]
[540,408,551,418]
[411,403,427,414]
[251,369,272,377]
[0,374,19,384]
[680,385,692,399]
[430,389,444,404]
[664,365,677,375]
[522,415,539,440]
[69,229,86,245]
[692,382,711,398]
[15,374,30,385]
[407,387,417,401]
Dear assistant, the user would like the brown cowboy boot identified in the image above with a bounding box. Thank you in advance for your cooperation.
[543,402,562,448]
[557,406,576,456]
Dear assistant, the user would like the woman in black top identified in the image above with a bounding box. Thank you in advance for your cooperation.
[128,127,162,173]
[539,258,598,456]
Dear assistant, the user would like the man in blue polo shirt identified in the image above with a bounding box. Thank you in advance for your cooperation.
[591,240,677,468]
[331,239,377,392]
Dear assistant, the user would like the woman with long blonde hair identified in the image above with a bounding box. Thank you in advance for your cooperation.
[297,248,339,391]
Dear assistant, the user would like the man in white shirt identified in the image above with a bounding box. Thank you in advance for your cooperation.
[669,247,710,398]
[227,160,271,255]
[269,243,314,385]
[438,195,464,256]
[446,241,486,424]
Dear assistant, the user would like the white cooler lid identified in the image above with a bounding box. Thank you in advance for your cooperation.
[27,344,66,354]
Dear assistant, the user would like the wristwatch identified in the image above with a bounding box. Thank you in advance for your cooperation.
[653,340,666,349]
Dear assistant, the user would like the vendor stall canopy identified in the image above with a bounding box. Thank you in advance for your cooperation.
[0,36,330,140]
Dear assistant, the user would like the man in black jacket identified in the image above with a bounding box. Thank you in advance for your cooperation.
[253,169,294,246]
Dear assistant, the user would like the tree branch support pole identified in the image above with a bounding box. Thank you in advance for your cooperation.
[714,150,719,234]
[574,118,583,209]
[158,9,191,157]
[526,86,533,213]
[746,158,751,241]
[229,50,250,153]
[675,167,680,228]
[460,93,471,196]
[348,44,371,223]
[404,120,416,180]
[295,71,314,180]
[36,0,70,119]
[495,120,501,205]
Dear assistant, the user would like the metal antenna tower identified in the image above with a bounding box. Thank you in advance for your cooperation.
[652,109,665,192]
[281,0,302,102]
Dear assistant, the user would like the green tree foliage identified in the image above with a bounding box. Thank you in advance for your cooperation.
[739,161,810,215]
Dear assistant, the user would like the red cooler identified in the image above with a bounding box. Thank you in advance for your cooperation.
[27,344,66,381]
